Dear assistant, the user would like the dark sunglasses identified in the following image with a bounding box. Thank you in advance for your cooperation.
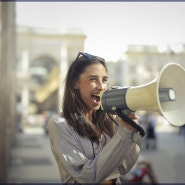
[75,52,105,62]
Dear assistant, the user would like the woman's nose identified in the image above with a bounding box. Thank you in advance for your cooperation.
[97,81,106,90]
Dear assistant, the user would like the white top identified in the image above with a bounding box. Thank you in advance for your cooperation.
[48,115,141,184]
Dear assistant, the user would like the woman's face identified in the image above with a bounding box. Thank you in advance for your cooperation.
[75,63,108,111]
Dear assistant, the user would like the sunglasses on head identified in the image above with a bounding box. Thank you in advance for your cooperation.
[75,52,105,62]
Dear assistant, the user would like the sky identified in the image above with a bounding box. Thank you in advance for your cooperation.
[16,2,185,61]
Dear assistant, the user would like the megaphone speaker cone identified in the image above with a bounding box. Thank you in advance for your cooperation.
[126,63,185,127]
[101,63,185,127]
[157,63,185,127]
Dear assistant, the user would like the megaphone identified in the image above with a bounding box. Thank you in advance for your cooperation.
[101,63,185,127]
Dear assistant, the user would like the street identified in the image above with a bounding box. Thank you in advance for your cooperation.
[142,128,185,183]
[8,128,61,183]
[8,124,185,183]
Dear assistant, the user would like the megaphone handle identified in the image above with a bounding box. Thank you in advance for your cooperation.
[116,109,145,137]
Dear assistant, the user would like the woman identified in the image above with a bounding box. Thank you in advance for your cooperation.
[48,52,141,184]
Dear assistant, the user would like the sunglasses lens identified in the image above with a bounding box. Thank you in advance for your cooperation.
[76,52,105,62]
[82,53,94,58]
[96,56,105,62]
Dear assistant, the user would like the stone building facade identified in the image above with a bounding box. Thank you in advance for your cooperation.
[108,44,185,88]
[16,26,86,114]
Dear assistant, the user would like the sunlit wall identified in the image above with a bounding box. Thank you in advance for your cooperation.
[0,2,16,182]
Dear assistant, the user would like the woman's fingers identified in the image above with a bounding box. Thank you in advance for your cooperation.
[119,113,139,131]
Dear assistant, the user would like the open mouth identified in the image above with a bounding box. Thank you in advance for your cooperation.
[91,94,100,103]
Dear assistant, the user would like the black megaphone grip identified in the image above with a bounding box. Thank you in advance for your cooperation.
[116,109,145,137]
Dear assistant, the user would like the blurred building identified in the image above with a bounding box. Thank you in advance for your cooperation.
[16,26,86,114]
[107,44,185,87]
[0,2,16,182]
[16,25,185,117]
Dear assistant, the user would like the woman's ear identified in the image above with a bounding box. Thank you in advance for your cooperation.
[74,82,79,89]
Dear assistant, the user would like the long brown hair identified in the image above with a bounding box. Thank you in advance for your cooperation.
[61,53,114,142]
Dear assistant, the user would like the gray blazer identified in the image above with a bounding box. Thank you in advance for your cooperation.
[48,115,141,184]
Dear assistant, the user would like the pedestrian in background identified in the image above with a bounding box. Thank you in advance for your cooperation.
[145,111,157,150]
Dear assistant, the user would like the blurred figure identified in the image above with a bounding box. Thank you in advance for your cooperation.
[138,111,157,150]
[178,124,185,141]
[121,160,158,184]
[121,155,158,184]
[43,111,56,135]
[178,124,185,135]
[16,95,24,133]
[145,111,157,150]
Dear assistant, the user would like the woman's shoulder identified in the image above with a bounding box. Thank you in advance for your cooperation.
[50,114,67,128]
[53,114,65,124]
[48,115,81,144]
[49,114,74,135]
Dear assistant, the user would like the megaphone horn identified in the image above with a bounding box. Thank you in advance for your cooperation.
[101,63,185,127]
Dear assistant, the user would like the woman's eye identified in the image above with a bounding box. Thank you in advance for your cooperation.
[90,77,97,81]
[103,78,108,83]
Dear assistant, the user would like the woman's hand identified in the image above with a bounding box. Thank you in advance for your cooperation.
[119,113,139,132]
